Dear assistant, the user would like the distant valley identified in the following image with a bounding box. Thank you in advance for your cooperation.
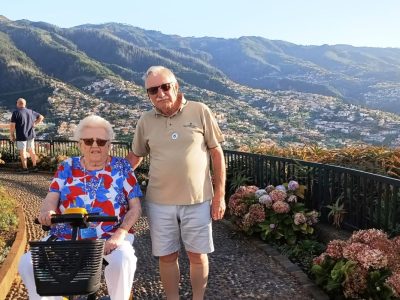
[1,16,400,149]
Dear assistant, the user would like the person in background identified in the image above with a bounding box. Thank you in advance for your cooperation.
[127,66,226,300]
[10,98,44,173]
[18,115,142,300]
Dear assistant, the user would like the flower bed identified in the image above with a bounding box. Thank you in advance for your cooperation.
[228,181,319,245]
[227,182,400,299]
[0,187,18,266]
[312,229,400,299]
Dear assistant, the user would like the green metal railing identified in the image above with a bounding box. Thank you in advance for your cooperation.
[0,138,131,159]
[0,138,150,174]
[1,138,399,232]
[224,149,400,233]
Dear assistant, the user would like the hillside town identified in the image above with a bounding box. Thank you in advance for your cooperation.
[2,78,400,150]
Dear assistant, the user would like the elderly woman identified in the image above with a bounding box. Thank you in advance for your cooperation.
[18,115,142,300]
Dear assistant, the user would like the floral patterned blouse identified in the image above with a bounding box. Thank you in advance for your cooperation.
[48,156,143,240]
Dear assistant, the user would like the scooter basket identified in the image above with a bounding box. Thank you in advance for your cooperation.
[29,239,105,296]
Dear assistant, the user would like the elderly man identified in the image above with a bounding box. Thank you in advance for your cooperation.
[127,66,226,300]
[10,98,44,173]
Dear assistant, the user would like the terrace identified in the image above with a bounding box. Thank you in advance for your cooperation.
[1,138,399,299]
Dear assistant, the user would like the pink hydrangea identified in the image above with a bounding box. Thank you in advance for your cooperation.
[392,236,400,248]
[325,240,347,259]
[287,195,297,203]
[272,201,290,214]
[241,213,254,231]
[350,228,388,244]
[269,189,287,202]
[386,271,400,297]
[356,248,388,269]
[343,242,367,261]
[306,210,319,224]
[235,185,259,198]
[313,228,400,299]
[343,266,368,299]
[294,212,306,225]
[248,203,266,223]
[228,197,248,217]
[265,185,275,193]
[313,253,327,265]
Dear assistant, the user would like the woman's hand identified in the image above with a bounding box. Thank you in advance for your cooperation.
[104,228,127,255]
[38,210,56,226]
[38,192,59,226]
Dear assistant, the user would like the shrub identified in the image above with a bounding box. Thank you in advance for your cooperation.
[228,181,319,245]
[0,187,18,265]
[0,149,16,163]
[0,189,18,231]
[36,153,68,171]
[311,229,400,299]
[238,144,400,179]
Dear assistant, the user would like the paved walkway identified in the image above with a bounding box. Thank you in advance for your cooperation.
[0,169,321,299]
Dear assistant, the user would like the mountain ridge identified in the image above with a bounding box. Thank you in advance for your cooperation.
[1,17,400,148]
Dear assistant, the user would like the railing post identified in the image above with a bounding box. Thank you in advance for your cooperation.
[50,140,54,157]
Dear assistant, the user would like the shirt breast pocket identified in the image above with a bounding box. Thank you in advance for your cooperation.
[181,124,204,144]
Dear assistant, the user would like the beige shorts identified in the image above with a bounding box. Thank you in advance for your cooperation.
[16,139,35,151]
[146,200,214,257]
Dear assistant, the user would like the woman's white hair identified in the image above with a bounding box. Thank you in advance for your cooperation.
[73,115,115,141]
[143,66,177,88]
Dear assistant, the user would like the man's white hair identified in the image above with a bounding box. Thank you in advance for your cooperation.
[73,115,115,141]
[143,66,177,88]
[17,98,26,108]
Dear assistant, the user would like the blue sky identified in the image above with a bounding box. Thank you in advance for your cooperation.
[2,0,400,48]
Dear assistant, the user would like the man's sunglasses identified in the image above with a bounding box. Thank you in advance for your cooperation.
[146,82,174,95]
[80,138,109,147]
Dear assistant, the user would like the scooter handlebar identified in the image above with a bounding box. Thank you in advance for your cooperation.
[34,214,118,231]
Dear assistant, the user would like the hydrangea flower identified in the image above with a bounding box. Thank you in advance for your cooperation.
[255,189,267,198]
[288,180,299,191]
[265,185,275,193]
[287,195,297,203]
[269,189,287,202]
[275,185,286,192]
[258,194,273,208]
[312,229,400,299]
[228,181,316,245]
[272,201,290,214]
[294,212,306,225]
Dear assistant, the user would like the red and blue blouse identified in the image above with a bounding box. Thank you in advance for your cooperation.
[48,156,142,240]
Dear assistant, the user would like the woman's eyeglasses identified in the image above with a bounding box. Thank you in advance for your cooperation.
[80,138,109,147]
[146,82,173,95]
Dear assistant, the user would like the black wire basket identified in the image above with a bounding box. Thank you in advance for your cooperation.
[29,239,105,296]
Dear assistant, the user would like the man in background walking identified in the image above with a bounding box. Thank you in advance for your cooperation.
[10,98,44,173]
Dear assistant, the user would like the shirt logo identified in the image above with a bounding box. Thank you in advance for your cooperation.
[183,122,197,129]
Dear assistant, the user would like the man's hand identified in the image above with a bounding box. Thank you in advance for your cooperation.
[211,195,226,220]
[126,152,143,170]
[10,135,15,142]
